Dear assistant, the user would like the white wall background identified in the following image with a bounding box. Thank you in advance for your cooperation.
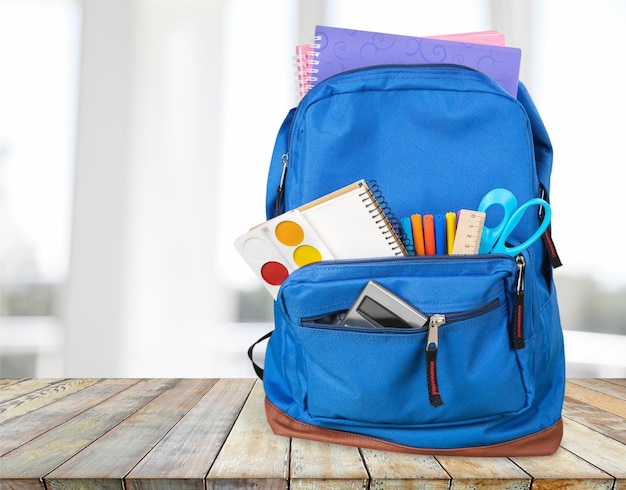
[1,0,625,378]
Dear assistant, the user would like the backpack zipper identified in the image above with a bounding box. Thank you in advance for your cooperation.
[424,298,504,408]
[513,254,526,349]
[426,314,445,407]
[539,185,562,269]
[275,153,289,216]
[284,253,517,280]
[301,296,500,334]
[307,63,484,96]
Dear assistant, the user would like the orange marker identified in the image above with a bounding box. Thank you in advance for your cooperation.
[423,214,436,256]
[410,214,426,255]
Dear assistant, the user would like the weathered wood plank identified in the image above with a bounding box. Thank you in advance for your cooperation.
[563,396,626,444]
[560,417,626,482]
[0,378,99,424]
[1,378,625,489]
[569,378,626,401]
[566,381,626,418]
[511,446,614,489]
[360,449,450,489]
[0,378,178,484]
[602,378,626,388]
[125,378,255,490]
[205,380,289,490]
[0,479,46,490]
[290,439,368,490]
[0,379,59,403]
[434,455,529,489]
[0,379,23,389]
[0,379,138,456]
[43,379,217,490]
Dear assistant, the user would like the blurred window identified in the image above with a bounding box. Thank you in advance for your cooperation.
[0,0,81,376]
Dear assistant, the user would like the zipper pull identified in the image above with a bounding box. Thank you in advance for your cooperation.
[275,153,289,217]
[513,255,526,349]
[539,186,563,268]
[426,314,445,407]
[541,229,562,268]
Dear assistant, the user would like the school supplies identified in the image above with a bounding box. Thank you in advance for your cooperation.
[295,29,506,100]
[451,209,486,255]
[477,187,552,256]
[294,43,315,100]
[429,30,506,46]
[402,209,481,256]
[434,214,447,255]
[422,214,436,255]
[445,212,457,254]
[235,180,406,298]
[410,214,426,255]
[251,41,564,457]
[298,180,407,258]
[306,25,521,97]
[399,216,414,253]
[234,209,334,299]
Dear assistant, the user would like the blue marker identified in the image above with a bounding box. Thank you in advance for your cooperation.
[400,216,415,255]
[435,214,446,255]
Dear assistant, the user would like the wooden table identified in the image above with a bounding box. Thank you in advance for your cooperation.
[0,378,624,489]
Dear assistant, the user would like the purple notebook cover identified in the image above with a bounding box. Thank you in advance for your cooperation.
[312,25,521,96]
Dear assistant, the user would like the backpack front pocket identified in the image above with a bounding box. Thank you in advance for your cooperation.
[276,255,529,427]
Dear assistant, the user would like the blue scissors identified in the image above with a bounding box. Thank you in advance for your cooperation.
[478,188,552,256]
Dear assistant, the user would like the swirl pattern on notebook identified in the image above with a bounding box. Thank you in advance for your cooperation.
[301,26,520,98]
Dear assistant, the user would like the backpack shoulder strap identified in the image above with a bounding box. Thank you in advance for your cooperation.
[517,82,553,192]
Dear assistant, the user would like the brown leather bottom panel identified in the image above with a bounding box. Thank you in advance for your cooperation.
[265,398,563,456]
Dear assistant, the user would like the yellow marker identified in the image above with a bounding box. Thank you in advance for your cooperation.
[445,212,457,255]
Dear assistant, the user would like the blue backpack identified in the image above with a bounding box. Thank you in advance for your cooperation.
[252,65,565,456]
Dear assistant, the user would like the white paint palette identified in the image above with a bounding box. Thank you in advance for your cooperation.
[234,209,333,299]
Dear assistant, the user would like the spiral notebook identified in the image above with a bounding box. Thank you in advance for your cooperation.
[296,30,506,98]
[297,26,520,98]
[295,43,315,100]
[235,180,406,298]
[299,180,407,258]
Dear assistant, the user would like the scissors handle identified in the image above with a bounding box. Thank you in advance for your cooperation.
[492,198,552,256]
[477,188,517,254]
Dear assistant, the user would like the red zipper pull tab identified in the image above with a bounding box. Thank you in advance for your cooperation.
[426,314,445,407]
[539,186,562,268]
[513,255,526,349]
[541,229,562,268]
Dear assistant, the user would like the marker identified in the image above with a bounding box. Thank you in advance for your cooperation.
[435,214,446,255]
[400,216,415,255]
[423,214,436,255]
[411,214,426,255]
[445,212,457,255]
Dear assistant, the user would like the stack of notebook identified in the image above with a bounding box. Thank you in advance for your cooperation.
[295,26,521,99]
